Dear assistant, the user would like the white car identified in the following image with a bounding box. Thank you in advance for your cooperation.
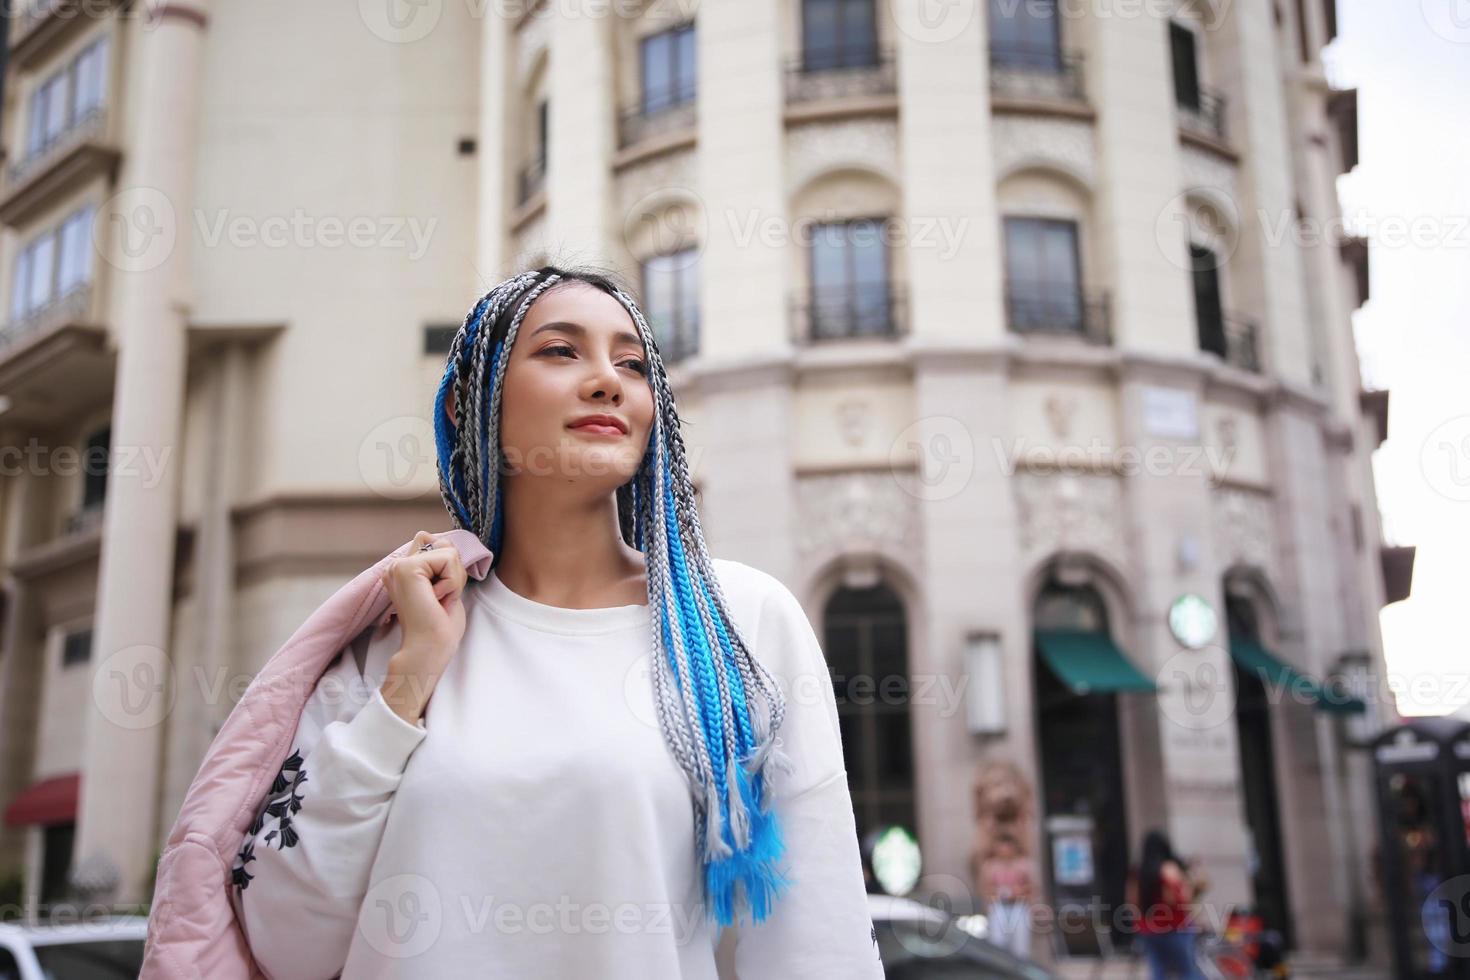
[868,893,1056,979]
[0,915,147,980]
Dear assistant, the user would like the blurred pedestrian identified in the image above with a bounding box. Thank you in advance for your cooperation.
[1128,828,1206,980]
[979,833,1037,960]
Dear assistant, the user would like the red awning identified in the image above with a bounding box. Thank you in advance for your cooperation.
[4,772,79,827]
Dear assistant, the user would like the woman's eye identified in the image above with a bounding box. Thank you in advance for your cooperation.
[623,359,648,375]
[545,344,576,358]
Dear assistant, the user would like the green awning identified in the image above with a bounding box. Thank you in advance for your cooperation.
[1229,638,1367,715]
[1035,629,1158,695]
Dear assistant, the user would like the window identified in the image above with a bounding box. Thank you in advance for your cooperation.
[1169,22,1201,110]
[1190,243,1226,358]
[62,628,93,668]
[641,249,699,362]
[57,204,96,295]
[989,0,1061,70]
[23,36,109,160]
[9,203,96,324]
[639,23,696,115]
[824,582,914,845]
[536,99,548,163]
[1003,216,1083,333]
[808,219,892,338]
[83,425,109,509]
[801,0,878,70]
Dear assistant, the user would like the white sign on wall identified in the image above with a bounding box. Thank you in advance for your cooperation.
[1142,386,1199,440]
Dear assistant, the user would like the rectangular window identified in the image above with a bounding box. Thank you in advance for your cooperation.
[641,249,699,362]
[989,0,1061,70]
[42,69,70,146]
[1190,244,1226,358]
[10,248,33,323]
[639,23,696,115]
[1003,217,1083,332]
[62,628,93,667]
[808,219,891,338]
[26,232,57,316]
[83,425,109,508]
[802,0,878,70]
[1170,22,1201,110]
[57,205,95,295]
[73,36,110,117]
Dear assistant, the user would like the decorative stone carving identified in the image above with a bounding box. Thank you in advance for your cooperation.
[992,116,1096,188]
[1214,487,1274,571]
[969,759,1038,890]
[1178,143,1239,201]
[786,120,901,197]
[795,472,919,559]
[1013,471,1124,561]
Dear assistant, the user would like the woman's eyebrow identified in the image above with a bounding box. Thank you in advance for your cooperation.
[530,320,643,348]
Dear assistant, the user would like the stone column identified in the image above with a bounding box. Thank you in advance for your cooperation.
[545,8,614,264]
[74,2,208,908]
[696,0,787,356]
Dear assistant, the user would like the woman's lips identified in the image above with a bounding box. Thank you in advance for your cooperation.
[568,422,625,437]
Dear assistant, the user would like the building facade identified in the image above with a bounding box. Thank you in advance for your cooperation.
[0,0,1405,968]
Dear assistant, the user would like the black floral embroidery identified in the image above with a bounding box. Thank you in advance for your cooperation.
[231,747,309,891]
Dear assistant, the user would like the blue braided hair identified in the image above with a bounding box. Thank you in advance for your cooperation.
[433,264,797,928]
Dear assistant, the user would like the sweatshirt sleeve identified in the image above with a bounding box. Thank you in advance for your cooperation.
[229,617,427,980]
[731,577,885,978]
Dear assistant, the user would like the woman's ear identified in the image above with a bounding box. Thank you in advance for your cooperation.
[444,386,457,427]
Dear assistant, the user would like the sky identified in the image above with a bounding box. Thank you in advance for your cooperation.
[1326,1,1470,715]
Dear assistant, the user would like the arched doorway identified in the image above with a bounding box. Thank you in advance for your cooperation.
[1032,575,1152,954]
[822,580,916,846]
[1226,592,1294,948]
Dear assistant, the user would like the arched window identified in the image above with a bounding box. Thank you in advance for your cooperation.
[823,580,915,844]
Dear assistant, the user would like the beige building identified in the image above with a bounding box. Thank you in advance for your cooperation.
[0,0,1408,969]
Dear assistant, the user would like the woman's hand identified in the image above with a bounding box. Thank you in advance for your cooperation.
[378,530,469,724]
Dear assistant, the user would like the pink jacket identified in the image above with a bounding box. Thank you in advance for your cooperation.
[141,529,493,979]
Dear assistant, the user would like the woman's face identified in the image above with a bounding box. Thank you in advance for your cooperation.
[494,281,655,491]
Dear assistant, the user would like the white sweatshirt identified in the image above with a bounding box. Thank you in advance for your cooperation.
[229,557,884,979]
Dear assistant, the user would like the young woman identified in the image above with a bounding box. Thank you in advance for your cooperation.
[977,833,1037,960]
[227,266,882,977]
[1130,828,1206,980]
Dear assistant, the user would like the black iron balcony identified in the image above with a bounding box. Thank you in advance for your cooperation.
[784,46,896,104]
[1004,280,1112,345]
[516,154,546,207]
[1177,85,1228,143]
[989,45,1087,104]
[1197,308,1261,373]
[617,85,697,150]
[791,282,907,344]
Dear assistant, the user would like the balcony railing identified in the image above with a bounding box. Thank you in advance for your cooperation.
[617,87,697,150]
[790,282,908,344]
[1,282,94,356]
[1197,309,1261,373]
[1177,86,1228,143]
[1004,281,1112,345]
[989,46,1087,104]
[784,46,896,104]
[5,104,109,189]
[516,154,546,207]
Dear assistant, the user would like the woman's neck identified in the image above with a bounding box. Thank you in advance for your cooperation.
[494,483,646,608]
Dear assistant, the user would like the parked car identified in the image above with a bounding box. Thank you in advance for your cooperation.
[0,915,146,979]
[869,893,1056,979]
